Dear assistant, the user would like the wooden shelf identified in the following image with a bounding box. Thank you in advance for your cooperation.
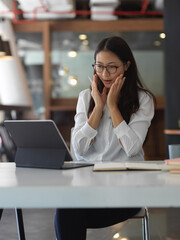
[48,96,164,112]
[0,104,31,111]
[156,96,165,110]
[13,18,165,159]
[164,129,180,135]
[50,18,164,32]
[13,18,164,32]
[13,18,164,119]
[50,98,77,111]
[50,106,76,111]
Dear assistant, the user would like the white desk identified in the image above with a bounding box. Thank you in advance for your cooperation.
[1,162,180,208]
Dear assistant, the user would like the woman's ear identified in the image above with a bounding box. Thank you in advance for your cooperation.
[125,61,131,71]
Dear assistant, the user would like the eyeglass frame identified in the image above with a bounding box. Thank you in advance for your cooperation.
[92,63,123,74]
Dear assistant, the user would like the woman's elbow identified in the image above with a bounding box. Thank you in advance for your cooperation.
[73,140,89,157]
[125,142,142,157]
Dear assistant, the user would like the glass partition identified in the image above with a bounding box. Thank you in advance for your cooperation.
[51,31,164,98]
[15,31,165,116]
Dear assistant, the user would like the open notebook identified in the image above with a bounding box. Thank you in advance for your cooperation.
[93,161,166,171]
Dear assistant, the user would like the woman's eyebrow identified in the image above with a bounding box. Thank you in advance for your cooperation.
[96,61,117,64]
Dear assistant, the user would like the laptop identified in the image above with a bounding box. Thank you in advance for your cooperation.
[4,120,93,169]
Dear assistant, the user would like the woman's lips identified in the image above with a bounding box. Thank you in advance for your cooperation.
[103,80,112,84]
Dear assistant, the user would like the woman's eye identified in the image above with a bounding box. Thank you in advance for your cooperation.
[97,65,103,69]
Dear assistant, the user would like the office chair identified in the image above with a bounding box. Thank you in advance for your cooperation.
[131,207,150,240]
[168,144,180,159]
[70,128,150,240]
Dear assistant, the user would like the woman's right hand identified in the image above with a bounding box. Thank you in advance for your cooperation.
[88,75,107,130]
[91,74,107,111]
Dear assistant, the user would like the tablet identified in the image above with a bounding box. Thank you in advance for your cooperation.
[4,120,93,169]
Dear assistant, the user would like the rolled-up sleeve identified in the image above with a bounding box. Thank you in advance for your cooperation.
[114,91,154,157]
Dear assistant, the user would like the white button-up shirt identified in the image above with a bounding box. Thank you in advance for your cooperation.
[72,88,154,162]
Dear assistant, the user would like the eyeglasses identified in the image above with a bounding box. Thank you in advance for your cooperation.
[92,64,122,74]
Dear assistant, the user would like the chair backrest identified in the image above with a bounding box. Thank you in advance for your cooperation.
[0,123,16,162]
[168,144,180,159]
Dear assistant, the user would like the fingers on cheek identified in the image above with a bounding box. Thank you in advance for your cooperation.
[91,83,95,90]
[119,77,125,85]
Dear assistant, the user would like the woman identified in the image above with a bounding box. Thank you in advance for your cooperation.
[54,36,155,240]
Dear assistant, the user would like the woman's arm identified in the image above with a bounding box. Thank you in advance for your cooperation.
[106,75,154,157]
[72,75,108,157]
[88,75,107,130]
[113,92,154,157]
[72,88,105,157]
[72,90,95,156]
[107,74,126,128]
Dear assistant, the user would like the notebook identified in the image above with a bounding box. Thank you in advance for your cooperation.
[93,161,165,171]
[4,120,93,170]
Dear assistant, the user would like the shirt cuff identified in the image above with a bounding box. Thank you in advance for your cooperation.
[81,122,97,139]
[113,120,130,139]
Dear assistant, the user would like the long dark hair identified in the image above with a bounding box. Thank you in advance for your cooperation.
[88,36,156,123]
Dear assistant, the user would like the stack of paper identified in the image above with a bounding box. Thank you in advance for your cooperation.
[165,158,180,174]
[89,0,120,20]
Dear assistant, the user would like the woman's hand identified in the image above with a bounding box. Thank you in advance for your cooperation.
[91,74,107,111]
[107,74,126,110]
[88,75,107,130]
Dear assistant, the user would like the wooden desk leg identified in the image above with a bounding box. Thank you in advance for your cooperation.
[15,208,26,240]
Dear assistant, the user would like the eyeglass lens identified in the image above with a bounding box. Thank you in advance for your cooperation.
[94,65,117,74]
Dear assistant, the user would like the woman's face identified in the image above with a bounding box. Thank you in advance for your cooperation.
[95,50,128,89]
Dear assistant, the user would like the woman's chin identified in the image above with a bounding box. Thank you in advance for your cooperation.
[104,82,113,88]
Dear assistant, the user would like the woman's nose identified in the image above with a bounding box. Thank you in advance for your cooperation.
[102,67,110,76]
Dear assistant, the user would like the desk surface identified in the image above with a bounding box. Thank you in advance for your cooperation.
[1,162,180,208]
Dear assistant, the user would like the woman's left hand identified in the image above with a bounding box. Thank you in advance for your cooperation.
[107,74,126,110]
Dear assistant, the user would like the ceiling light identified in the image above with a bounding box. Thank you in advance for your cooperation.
[79,34,87,40]
[68,75,78,86]
[159,33,166,39]
[68,50,77,58]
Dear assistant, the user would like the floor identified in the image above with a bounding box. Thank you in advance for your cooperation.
[0,208,180,239]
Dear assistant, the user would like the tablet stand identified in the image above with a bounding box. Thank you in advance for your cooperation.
[15,147,66,169]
